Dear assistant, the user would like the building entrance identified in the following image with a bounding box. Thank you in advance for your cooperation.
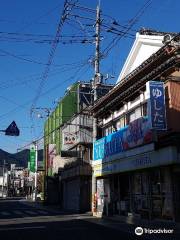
[109,167,174,220]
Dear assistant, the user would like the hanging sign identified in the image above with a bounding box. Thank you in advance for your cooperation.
[29,145,36,172]
[147,81,167,130]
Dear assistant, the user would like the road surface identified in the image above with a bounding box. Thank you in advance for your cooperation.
[0,198,178,240]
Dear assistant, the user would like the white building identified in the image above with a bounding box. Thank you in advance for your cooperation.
[117,29,167,83]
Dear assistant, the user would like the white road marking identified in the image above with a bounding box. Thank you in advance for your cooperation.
[0,226,46,231]
[37,210,48,214]
[0,211,10,216]
[13,210,22,215]
[24,210,37,215]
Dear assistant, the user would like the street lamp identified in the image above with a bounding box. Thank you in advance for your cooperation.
[31,107,52,119]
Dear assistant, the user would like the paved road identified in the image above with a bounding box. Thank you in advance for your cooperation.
[0,198,178,240]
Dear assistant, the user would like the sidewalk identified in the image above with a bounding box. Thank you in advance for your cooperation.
[20,200,180,238]
[22,199,180,229]
[102,214,180,238]
[104,214,180,229]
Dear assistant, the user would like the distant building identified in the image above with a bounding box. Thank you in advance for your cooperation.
[9,165,25,197]
[0,167,8,197]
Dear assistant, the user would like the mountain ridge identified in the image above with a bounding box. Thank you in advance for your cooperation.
[0,148,43,168]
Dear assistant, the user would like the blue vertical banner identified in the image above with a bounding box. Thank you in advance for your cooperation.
[147,81,167,130]
[93,137,105,161]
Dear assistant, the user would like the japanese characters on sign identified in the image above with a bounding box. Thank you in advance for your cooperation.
[93,137,105,161]
[147,81,167,130]
[63,132,77,145]
[29,145,36,172]
[48,144,56,169]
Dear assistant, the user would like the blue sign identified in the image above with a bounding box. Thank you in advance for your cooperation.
[93,117,153,161]
[148,81,167,130]
[104,127,125,158]
[93,137,105,160]
[5,121,20,136]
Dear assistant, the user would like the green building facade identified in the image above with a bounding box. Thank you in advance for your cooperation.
[44,81,112,177]
[44,82,78,176]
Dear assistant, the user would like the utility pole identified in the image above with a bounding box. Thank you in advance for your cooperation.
[94,1,101,88]
[92,0,101,215]
[32,107,51,203]
[2,160,6,198]
[33,142,38,201]
[93,0,101,140]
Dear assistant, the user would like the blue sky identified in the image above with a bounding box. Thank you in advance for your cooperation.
[0,0,179,153]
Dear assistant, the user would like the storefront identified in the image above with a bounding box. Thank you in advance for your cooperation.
[93,145,179,221]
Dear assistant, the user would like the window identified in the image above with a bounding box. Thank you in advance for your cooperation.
[127,107,141,124]
[130,96,140,108]
[104,125,113,136]
[102,102,148,137]
[116,116,125,130]
[142,103,147,117]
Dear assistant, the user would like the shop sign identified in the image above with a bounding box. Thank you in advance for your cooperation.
[63,132,77,145]
[93,137,105,161]
[93,117,152,161]
[93,146,177,177]
[48,144,56,170]
[96,179,104,212]
[29,145,36,173]
[147,81,167,130]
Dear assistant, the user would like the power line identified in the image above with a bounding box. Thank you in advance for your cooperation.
[18,100,93,151]
[0,58,90,122]
[30,0,77,113]
[0,30,98,38]
[0,31,99,44]
[0,48,63,67]
[101,0,153,58]
[16,2,63,32]
[0,59,89,90]
[68,3,96,13]
[0,95,28,109]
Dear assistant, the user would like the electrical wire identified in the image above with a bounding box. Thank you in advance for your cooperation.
[0,57,91,123]
[16,63,93,149]
[17,102,93,151]
[0,48,64,67]
[0,31,98,44]
[101,0,153,58]
[16,2,63,32]
[0,95,28,109]
[0,60,89,90]
[0,0,154,152]
[30,0,77,113]
[68,3,96,14]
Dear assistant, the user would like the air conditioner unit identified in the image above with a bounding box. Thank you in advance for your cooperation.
[163,34,172,44]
